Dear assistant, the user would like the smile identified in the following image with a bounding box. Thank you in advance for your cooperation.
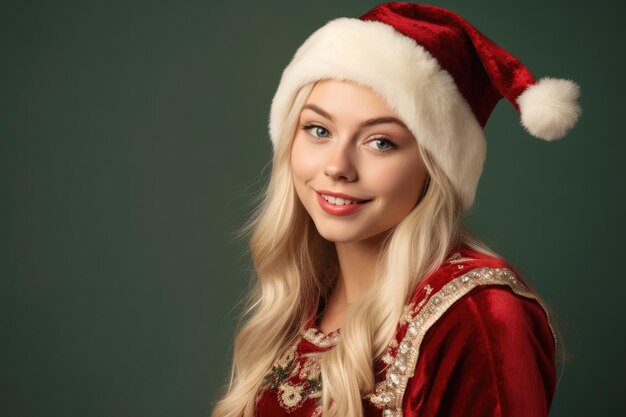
[315,191,371,216]
[319,193,365,205]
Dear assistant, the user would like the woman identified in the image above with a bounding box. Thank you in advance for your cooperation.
[213,3,581,417]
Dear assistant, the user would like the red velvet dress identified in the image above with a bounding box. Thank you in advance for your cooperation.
[255,246,556,417]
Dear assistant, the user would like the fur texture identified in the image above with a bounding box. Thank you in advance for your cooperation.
[269,18,486,212]
[517,77,581,141]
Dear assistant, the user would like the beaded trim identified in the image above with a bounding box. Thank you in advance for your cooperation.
[366,267,556,417]
[302,327,341,348]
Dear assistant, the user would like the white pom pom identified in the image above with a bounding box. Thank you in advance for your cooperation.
[517,77,581,141]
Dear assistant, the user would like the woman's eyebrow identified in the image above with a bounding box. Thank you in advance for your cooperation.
[302,103,408,130]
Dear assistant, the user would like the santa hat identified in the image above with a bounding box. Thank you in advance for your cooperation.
[269,2,581,211]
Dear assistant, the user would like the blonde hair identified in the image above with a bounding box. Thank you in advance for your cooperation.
[211,81,563,417]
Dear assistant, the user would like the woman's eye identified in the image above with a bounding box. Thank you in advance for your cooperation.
[366,138,396,152]
[303,124,330,139]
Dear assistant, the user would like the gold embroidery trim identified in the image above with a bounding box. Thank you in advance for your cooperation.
[366,267,557,417]
[382,284,434,366]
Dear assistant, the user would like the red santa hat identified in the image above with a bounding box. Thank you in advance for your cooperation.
[269,2,581,211]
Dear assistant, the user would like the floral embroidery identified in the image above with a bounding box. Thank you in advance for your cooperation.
[279,381,304,408]
[365,267,557,417]
[263,344,300,389]
[262,343,324,411]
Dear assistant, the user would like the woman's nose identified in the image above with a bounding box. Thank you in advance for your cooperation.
[323,141,357,182]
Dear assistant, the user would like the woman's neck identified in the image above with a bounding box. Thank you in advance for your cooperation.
[316,234,386,334]
[332,235,384,304]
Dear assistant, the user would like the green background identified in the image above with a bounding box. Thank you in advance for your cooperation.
[2,0,624,416]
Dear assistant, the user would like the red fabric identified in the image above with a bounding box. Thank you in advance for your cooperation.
[402,286,555,416]
[254,245,556,416]
[359,3,537,127]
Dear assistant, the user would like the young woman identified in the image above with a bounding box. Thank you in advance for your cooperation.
[212,3,581,417]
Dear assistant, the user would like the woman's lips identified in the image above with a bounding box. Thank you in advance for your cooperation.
[315,192,371,216]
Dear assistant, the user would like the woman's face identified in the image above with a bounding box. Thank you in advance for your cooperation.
[291,79,428,244]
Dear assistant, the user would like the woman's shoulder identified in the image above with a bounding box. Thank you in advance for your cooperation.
[366,245,557,416]
[406,244,541,308]
[402,244,556,349]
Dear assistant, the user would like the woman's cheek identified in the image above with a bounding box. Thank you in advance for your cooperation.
[369,159,423,203]
[293,139,323,179]
[364,161,406,194]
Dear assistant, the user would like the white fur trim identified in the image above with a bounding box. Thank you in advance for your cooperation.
[517,77,581,141]
[269,18,485,212]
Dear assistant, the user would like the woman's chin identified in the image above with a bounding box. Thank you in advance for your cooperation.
[315,227,364,244]
[313,224,385,245]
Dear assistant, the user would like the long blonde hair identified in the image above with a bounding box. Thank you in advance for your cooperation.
[211,81,562,417]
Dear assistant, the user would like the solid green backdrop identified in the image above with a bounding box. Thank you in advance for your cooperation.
[2,0,624,416]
